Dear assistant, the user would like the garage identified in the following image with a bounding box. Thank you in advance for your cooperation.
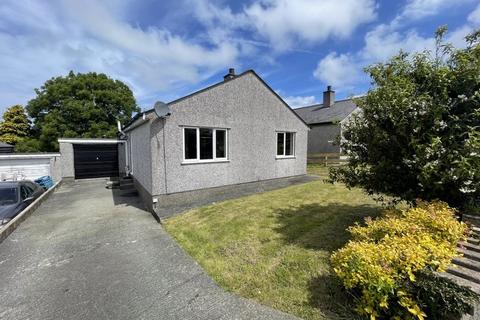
[0,155,57,181]
[73,144,119,179]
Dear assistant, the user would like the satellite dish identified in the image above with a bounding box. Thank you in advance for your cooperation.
[153,101,171,118]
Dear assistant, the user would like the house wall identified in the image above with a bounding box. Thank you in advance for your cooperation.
[307,123,341,154]
[149,72,308,196]
[127,123,152,194]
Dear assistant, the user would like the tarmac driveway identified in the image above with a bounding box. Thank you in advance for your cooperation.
[0,180,296,320]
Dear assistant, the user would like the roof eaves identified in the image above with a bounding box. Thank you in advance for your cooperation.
[122,109,155,132]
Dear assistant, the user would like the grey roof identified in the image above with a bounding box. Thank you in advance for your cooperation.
[293,99,358,124]
[0,141,13,148]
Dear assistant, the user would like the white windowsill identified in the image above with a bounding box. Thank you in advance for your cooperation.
[181,159,230,165]
[276,155,296,159]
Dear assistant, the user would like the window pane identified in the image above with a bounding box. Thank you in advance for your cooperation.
[200,128,213,159]
[184,128,197,160]
[216,130,226,158]
[277,132,284,156]
[285,132,294,156]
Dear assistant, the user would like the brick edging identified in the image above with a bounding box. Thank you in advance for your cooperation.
[0,180,62,244]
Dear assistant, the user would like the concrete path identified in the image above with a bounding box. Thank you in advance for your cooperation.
[0,180,296,320]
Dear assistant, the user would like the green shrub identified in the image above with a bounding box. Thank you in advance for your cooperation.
[331,201,469,320]
[408,270,480,320]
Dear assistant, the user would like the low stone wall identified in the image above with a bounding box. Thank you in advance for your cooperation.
[0,180,62,243]
[152,175,317,221]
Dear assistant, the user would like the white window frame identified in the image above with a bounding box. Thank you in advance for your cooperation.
[182,127,229,164]
[276,131,296,159]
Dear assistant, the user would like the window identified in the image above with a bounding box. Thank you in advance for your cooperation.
[276,131,295,157]
[183,127,228,162]
[216,130,226,158]
[184,128,197,160]
[0,187,17,205]
[200,128,213,159]
[20,185,32,200]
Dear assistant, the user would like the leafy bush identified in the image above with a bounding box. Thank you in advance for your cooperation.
[408,270,480,320]
[331,201,468,319]
[329,27,480,211]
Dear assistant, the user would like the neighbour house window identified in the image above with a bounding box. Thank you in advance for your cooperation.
[276,132,295,157]
[183,127,228,162]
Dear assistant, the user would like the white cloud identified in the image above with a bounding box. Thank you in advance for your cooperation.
[398,0,472,22]
[0,0,240,111]
[313,52,362,89]
[312,0,480,92]
[190,0,377,52]
[283,95,318,108]
[244,0,377,51]
[362,24,436,61]
[468,3,480,25]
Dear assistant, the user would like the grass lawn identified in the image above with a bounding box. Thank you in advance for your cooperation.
[164,164,383,319]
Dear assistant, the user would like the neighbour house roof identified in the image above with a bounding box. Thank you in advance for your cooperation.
[122,69,309,132]
[294,99,358,125]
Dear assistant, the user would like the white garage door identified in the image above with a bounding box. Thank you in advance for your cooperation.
[0,158,50,181]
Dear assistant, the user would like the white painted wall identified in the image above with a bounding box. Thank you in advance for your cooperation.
[0,154,61,182]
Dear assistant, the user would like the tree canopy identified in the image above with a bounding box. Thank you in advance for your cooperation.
[27,71,139,151]
[330,28,480,211]
[0,105,30,145]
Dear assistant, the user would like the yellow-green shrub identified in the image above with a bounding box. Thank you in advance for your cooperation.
[331,201,467,320]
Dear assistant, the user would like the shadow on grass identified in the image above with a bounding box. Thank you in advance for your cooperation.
[274,203,382,319]
[274,202,382,251]
[308,274,364,320]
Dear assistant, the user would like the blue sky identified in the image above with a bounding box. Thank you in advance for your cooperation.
[0,0,479,115]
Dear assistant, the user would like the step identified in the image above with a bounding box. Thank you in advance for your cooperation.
[452,257,480,273]
[458,248,480,263]
[467,237,480,245]
[119,185,135,190]
[105,181,120,189]
[119,182,134,186]
[459,242,480,254]
[120,176,133,181]
[464,214,480,223]
[439,272,480,295]
[447,265,480,284]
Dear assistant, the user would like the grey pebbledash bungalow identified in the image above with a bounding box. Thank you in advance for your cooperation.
[122,68,309,214]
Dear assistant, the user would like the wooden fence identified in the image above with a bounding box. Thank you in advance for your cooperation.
[307,153,349,166]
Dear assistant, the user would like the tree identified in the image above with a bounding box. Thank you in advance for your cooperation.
[330,28,480,211]
[0,105,30,145]
[14,138,42,153]
[27,71,139,151]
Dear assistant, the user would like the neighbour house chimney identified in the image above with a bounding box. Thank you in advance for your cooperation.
[224,68,236,81]
[323,85,335,107]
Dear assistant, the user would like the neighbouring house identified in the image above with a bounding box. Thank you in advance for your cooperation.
[294,86,359,156]
[0,142,14,154]
[122,68,309,213]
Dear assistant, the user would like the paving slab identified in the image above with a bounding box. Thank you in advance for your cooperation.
[0,179,297,320]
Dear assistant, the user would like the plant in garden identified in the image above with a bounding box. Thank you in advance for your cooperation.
[331,201,469,319]
[0,105,30,145]
[329,27,480,211]
[408,270,480,320]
